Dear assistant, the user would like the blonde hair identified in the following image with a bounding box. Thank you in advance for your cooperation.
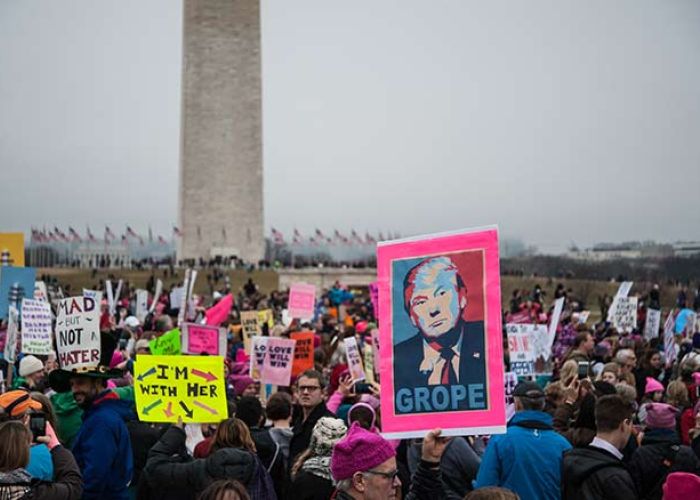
[0,421,31,471]
[666,380,689,408]
[597,363,620,383]
[211,418,256,454]
[560,360,578,385]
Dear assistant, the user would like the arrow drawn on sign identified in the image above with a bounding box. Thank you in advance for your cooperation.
[163,402,174,418]
[143,399,162,415]
[137,367,157,382]
[193,400,218,415]
[190,369,217,382]
[179,401,194,419]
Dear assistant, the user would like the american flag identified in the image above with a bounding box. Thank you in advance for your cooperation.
[173,226,183,237]
[105,226,116,241]
[68,227,82,242]
[271,228,285,245]
[86,227,97,243]
[126,226,139,239]
[365,232,376,244]
[157,236,168,245]
[292,229,302,245]
[351,229,364,244]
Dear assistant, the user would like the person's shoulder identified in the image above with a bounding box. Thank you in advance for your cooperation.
[394,333,422,354]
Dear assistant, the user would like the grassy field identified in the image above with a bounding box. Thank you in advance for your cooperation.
[38,268,683,322]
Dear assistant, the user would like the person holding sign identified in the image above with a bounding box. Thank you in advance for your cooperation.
[49,328,134,500]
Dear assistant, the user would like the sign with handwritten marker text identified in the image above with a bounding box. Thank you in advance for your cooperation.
[290,331,315,376]
[182,323,225,356]
[261,337,296,386]
[288,283,316,319]
[149,328,181,356]
[134,355,226,423]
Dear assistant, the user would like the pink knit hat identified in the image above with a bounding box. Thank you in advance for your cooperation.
[645,377,664,395]
[232,376,255,396]
[645,403,677,430]
[663,472,700,498]
[331,422,396,481]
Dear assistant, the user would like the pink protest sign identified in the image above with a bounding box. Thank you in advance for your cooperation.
[377,226,506,439]
[261,337,296,386]
[288,283,316,319]
[344,336,366,382]
[181,323,226,356]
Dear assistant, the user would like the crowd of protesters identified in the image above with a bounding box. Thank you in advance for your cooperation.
[1,271,700,500]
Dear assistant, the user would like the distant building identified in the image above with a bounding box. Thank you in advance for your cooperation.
[671,241,700,258]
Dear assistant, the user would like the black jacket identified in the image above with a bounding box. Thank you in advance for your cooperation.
[289,402,334,464]
[562,445,638,500]
[0,446,83,500]
[127,420,167,490]
[141,426,257,500]
[250,427,289,500]
[289,470,334,500]
[628,429,700,500]
[392,320,486,412]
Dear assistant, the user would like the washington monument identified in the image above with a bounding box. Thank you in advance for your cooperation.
[178,0,264,264]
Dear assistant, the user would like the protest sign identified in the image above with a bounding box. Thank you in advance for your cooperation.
[169,287,185,312]
[135,289,149,322]
[685,312,697,336]
[506,324,537,376]
[134,355,226,423]
[82,289,103,306]
[0,233,25,267]
[281,309,293,327]
[55,296,100,371]
[577,311,590,324]
[0,266,36,319]
[612,297,638,334]
[177,269,193,324]
[204,294,233,326]
[114,280,123,307]
[377,226,505,438]
[644,309,661,340]
[371,328,380,379]
[241,311,260,354]
[504,371,519,421]
[257,309,274,332]
[261,337,296,386]
[344,336,365,382]
[369,281,379,317]
[149,328,181,356]
[288,283,316,319]
[664,310,677,368]
[363,342,375,383]
[544,297,565,361]
[106,280,115,315]
[506,310,531,324]
[290,331,315,376]
[34,281,48,302]
[182,323,226,356]
[149,279,163,313]
[250,336,269,379]
[3,306,19,363]
[20,298,52,355]
[607,281,633,322]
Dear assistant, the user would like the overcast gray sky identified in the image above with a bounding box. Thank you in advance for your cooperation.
[2,0,699,253]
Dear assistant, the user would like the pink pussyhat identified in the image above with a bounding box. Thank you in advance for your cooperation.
[645,377,664,395]
[663,472,700,499]
[330,421,395,481]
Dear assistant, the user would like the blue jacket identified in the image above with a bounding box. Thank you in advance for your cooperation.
[474,410,572,500]
[72,390,135,500]
[27,443,53,480]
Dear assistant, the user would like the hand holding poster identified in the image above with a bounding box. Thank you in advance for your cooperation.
[56,296,100,371]
[34,281,48,302]
[612,297,638,334]
[21,298,53,355]
[257,309,274,332]
[506,324,537,376]
[288,283,316,319]
[290,331,315,376]
[644,309,661,340]
[261,337,296,386]
[544,297,565,361]
[182,323,226,356]
[606,281,633,322]
[377,226,505,438]
[149,329,181,356]
[663,310,677,368]
[134,355,226,423]
[135,289,149,323]
[3,305,19,363]
[149,279,163,314]
[344,336,365,382]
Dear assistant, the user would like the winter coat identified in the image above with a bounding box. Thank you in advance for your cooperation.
[50,391,83,449]
[0,445,82,500]
[142,426,276,500]
[126,420,167,490]
[408,436,481,498]
[289,402,334,464]
[552,402,596,448]
[71,390,134,500]
[250,427,288,500]
[628,428,700,500]
[474,410,572,500]
[334,458,444,500]
[27,444,53,481]
[562,445,638,500]
[289,470,334,500]
[268,426,293,469]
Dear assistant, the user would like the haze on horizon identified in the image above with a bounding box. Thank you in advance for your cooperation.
[1,0,699,254]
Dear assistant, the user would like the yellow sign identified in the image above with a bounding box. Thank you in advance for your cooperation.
[134,355,227,423]
[257,309,274,330]
[0,233,24,267]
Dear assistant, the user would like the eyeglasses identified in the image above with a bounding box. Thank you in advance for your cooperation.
[364,469,400,481]
[298,385,321,393]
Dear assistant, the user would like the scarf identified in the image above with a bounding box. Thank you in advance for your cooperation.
[301,455,334,482]
[0,468,32,500]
